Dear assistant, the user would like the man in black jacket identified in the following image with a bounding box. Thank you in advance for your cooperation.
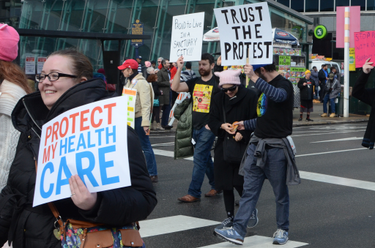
[318,64,328,102]
[157,59,172,129]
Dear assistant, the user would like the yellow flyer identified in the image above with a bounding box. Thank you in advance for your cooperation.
[122,87,137,128]
[192,84,213,113]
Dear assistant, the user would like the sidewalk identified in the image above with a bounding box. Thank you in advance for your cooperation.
[293,101,369,127]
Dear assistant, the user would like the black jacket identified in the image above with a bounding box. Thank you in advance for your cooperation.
[318,69,327,84]
[0,78,157,248]
[298,77,314,101]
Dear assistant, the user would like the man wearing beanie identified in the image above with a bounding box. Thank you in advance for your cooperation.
[297,70,315,121]
[172,54,220,203]
[215,63,299,245]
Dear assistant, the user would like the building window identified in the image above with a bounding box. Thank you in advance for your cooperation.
[291,0,303,12]
[305,0,319,12]
[277,0,290,8]
[351,0,366,10]
[320,0,334,11]
[336,0,350,7]
[368,0,375,10]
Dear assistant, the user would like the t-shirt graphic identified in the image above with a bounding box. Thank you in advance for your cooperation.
[192,84,213,113]
[257,93,267,117]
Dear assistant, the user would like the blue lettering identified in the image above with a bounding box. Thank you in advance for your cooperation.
[60,138,67,156]
[68,135,75,153]
[56,157,72,195]
[99,145,119,185]
[77,133,87,151]
[76,151,99,187]
[95,128,104,146]
[87,131,95,148]
[40,162,54,198]
[106,126,116,145]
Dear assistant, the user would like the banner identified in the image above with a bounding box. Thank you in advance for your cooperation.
[354,31,375,68]
[214,2,273,66]
[34,97,131,207]
[170,12,205,62]
[336,6,360,48]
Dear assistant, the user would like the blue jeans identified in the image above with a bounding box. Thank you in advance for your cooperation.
[134,117,158,176]
[323,94,335,113]
[161,104,170,127]
[233,143,289,237]
[188,127,215,198]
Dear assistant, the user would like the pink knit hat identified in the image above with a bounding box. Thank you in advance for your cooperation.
[214,69,241,87]
[0,24,19,62]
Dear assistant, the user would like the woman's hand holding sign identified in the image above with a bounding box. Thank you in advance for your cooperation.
[244,64,259,83]
[69,174,97,210]
[363,58,374,74]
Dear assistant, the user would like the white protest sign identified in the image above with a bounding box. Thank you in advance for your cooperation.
[34,96,130,207]
[170,12,205,62]
[214,2,273,66]
[122,87,137,129]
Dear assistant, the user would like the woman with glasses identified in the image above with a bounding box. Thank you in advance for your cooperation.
[208,69,258,230]
[0,49,157,248]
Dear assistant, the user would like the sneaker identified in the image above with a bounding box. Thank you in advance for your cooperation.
[298,118,302,121]
[214,227,244,245]
[273,229,288,245]
[247,208,259,228]
[321,113,327,117]
[215,217,233,230]
[329,113,336,118]
[306,118,313,122]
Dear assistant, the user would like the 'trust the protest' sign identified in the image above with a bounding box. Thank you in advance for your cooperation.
[33,97,130,207]
[214,2,273,66]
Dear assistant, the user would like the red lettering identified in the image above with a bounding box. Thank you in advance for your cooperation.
[42,146,51,163]
[52,122,59,142]
[45,126,52,146]
[80,109,90,131]
[59,117,69,138]
[69,112,79,134]
[104,103,116,125]
[91,106,103,128]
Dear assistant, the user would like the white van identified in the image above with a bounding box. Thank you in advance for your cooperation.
[309,60,341,74]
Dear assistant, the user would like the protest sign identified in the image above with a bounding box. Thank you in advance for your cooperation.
[122,87,137,128]
[354,31,375,68]
[34,97,130,207]
[170,12,205,62]
[214,2,273,66]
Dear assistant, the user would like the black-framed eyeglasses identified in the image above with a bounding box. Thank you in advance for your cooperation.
[221,85,237,92]
[35,72,78,83]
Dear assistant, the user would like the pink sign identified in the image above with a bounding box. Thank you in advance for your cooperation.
[336,6,361,48]
[354,31,375,68]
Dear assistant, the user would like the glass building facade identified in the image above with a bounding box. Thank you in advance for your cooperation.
[1,0,312,71]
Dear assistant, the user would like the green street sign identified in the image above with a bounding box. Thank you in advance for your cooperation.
[314,25,327,39]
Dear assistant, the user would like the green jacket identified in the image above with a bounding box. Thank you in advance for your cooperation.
[174,98,193,159]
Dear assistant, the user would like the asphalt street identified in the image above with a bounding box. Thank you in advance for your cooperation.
[141,122,375,248]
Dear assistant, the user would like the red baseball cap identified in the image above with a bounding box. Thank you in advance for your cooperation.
[118,59,138,70]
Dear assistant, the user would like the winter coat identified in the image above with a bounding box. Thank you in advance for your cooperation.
[310,70,319,87]
[124,73,154,126]
[174,98,193,159]
[156,67,170,105]
[208,86,258,190]
[318,69,327,85]
[298,77,314,101]
[325,78,341,99]
[0,78,157,248]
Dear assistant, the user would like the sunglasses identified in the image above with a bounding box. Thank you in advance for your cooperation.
[221,85,237,92]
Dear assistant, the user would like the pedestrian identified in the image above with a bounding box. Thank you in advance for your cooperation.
[157,58,172,129]
[180,62,197,82]
[172,54,220,203]
[310,66,319,99]
[208,69,259,229]
[142,60,152,79]
[157,57,163,71]
[135,55,142,74]
[318,64,328,102]
[297,70,314,121]
[321,73,341,118]
[151,60,156,69]
[147,73,163,131]
[119,59,159,183]
[331,66,341,83]
[214,63,300,246]
[0,49,157,248]
[352,58,375,148]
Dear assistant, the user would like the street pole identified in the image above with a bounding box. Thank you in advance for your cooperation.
[344,7,350,117]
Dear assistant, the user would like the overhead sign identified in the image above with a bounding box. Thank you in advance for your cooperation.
[314,25,327,39]
[131,19,144,47]
[33,97,131,207]
[214,2,273,66]
[169,12,205,62]
[336,6,360,48]
[354,31,375,68]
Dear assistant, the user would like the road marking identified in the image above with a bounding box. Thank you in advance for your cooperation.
[300,171,375,191]
[311,137,363,143]
[151,142,175,147]
[139,215,220,238]
[295,148,367,157]
[153,149,193,161]
[291,129,365,137]
[199,235,308,248]
[149,135,175,139]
